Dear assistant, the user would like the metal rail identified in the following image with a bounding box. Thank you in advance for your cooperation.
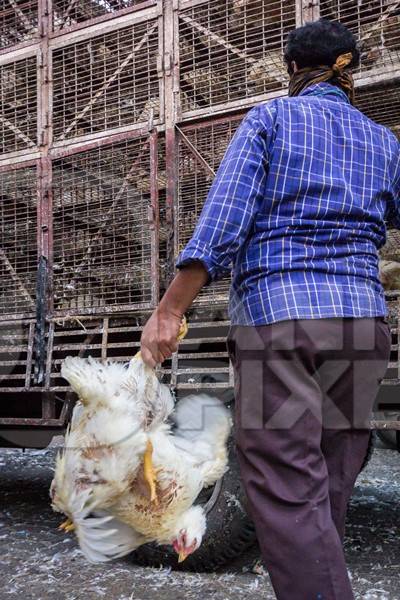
[1,0,400,428]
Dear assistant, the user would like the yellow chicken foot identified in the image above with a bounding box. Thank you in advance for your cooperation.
[177,316,188,342]
[144,440,158,504]
[59,518,75,533]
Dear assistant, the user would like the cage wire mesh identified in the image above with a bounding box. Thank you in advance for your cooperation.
[357,81,400,137]
[156,136,169,295]
[0,0,38,50]
[0,167,37,318]
[177,117,242,305]
[52,0,150,30]
[52,19,160,141]
[51,137,156,314]
[48,316,144,389]
[178,0,295,114]
[0,320,33,389]
[0,56,37,155]
[320,0,400,76]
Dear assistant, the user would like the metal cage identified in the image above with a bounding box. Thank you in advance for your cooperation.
[176,115,242,305]
[52,18,161,142]
[320,0,400,79]
[0,55,38,155]
[0,164,38,319]
[51,133,159,316]
[0,0,39,51]
[178,0,295,118]
[51,0,152,31]
[0,0,399,426]
[356,80,400,136]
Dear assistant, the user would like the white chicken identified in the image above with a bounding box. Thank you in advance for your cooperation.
[50,330,231,564]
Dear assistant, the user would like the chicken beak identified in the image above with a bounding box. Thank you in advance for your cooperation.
[178,550,189,563]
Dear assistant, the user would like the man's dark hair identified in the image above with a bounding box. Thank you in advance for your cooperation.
[284,19,360,74]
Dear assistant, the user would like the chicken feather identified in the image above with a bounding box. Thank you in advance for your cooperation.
[51,352,231,564]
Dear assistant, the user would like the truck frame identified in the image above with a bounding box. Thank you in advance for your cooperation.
[0,0,400,448]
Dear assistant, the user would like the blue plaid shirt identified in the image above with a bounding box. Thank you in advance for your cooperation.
[176,83,400,325]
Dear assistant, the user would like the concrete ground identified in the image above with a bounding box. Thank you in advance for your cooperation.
[0,447,399,600]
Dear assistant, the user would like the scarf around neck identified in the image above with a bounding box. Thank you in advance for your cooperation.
[288,52,355,105]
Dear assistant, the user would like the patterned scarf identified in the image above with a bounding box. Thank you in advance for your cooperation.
[288,52,355,105]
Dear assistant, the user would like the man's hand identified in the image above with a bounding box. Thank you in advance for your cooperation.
[140,261,209,368]
[140,308,182,368]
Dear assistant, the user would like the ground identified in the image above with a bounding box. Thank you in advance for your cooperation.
[0,447,399,600]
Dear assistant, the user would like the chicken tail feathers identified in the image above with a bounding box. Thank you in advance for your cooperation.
[61,356,127,407]
[75,511,145,563]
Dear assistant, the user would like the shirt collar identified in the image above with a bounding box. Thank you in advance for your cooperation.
[298,82,351,104]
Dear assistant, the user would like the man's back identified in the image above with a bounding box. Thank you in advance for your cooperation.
[177,82,400,325]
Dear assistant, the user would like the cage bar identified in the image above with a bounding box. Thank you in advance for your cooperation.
[356,80,400,136]
[51,135,158,315]
[52,0,153,31]
[320,0,400,78]
[0,166,38,319]
[178,0,296,116]
[0,320,35,391]
[0,55,37,155]
[176,116,242,305]
[0,0,39,51]
[51,19,160,141]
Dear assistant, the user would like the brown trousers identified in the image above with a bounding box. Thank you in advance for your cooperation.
[227,317,391,600]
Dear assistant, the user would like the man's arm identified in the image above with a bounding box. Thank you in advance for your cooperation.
[140,103,276,367]
[140,262,208,368]
[174,104,275,282]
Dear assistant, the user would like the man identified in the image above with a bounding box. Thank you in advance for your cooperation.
[140,19,400,600]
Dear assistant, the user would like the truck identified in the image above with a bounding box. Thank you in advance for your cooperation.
[0,0,399,570]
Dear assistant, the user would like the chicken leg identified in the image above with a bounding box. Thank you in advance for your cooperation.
[59,518,75,533]
[143,439,158,504]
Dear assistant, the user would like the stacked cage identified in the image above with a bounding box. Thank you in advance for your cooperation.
[0,0,399,427]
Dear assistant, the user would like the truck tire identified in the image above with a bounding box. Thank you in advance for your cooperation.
[375,412,399,449]
[360,431,376,471]
[376,428,398,449]
[131,403,257,572]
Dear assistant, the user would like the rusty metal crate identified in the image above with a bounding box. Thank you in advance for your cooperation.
[156,135,169,293]
[0,55,37,155]
[176,115,242,305]
[46,313,231,394]
[356,81,400,136]
[170,318,232,393]
[381,294,400,385]
[0,165,37,319]
[46,315,144,391]
[51,133,159,316]
[0,0,38,51]
[51,19,161,142]
[52,0,154,31]
[0,320,35,391]
[320,0,400,78]
[178,0,295,117]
